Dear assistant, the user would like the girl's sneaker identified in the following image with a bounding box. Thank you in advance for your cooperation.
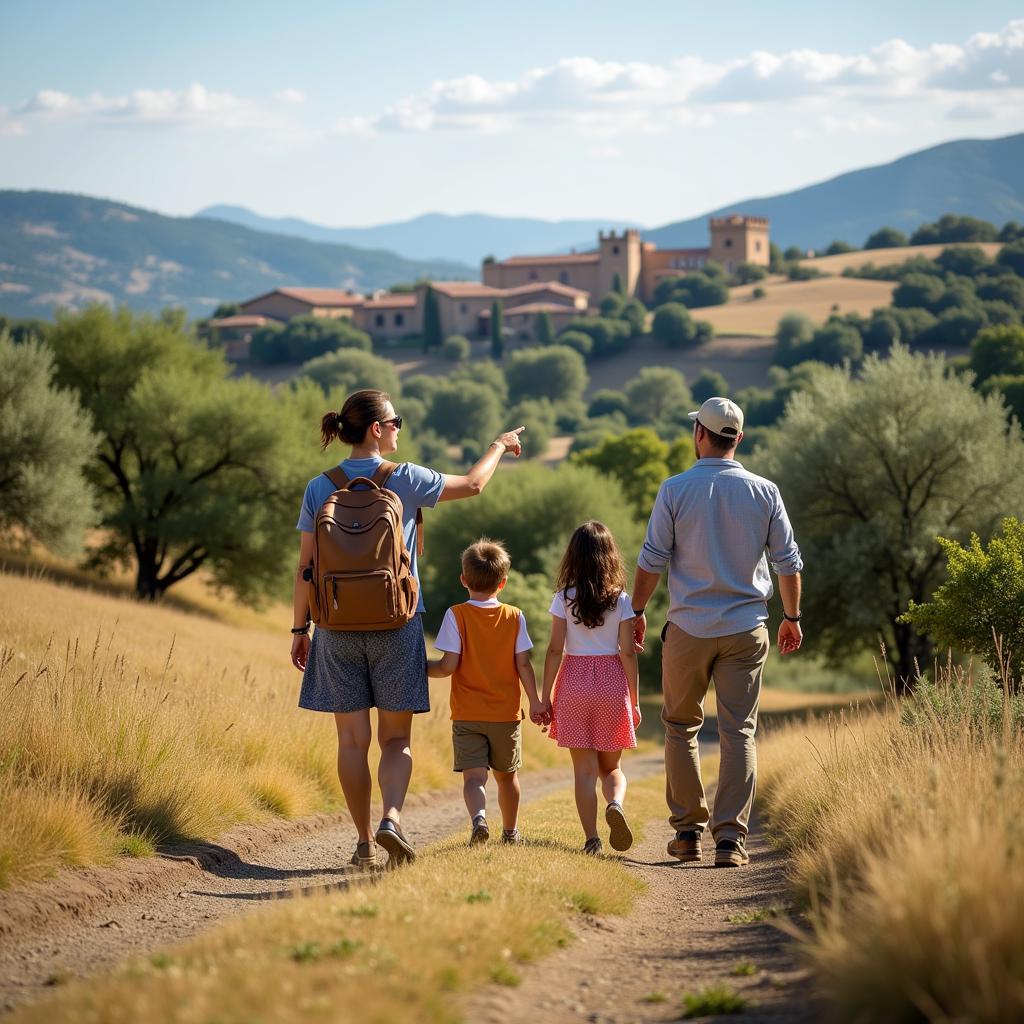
[470,814,490,846]
[374,818,416,866]
[501,828,522,845]
[583,836,603,856]
[349,840,377,869]
[605,800,633,852]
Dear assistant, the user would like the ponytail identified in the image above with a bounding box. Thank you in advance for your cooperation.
[320,389,391,450]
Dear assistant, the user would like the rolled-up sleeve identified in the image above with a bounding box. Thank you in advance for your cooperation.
[767,488,803,576]
[637,482,675,574]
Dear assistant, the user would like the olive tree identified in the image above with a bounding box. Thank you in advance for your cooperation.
[755,346,1024,690]
[0,333,99,555]
[504,345,588,404]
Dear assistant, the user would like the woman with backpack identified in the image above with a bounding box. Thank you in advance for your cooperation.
[290,388,524,870]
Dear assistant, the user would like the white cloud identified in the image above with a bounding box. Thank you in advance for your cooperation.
[274,88,306,105]
[329,20,1024,136]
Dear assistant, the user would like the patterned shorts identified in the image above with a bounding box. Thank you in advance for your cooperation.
[298,615,429,714]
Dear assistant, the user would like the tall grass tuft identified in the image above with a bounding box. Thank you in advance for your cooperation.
[760,660,1024,1022]
[0,572,557,888]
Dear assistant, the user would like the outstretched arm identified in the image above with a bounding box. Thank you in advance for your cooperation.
[439,427,525,501]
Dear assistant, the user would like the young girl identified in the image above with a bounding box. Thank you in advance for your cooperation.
[542,521,641,855]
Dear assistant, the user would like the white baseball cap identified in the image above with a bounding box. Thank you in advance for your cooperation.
[688,397,744,438]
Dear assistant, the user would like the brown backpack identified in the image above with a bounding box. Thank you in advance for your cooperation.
[306,461,422,631]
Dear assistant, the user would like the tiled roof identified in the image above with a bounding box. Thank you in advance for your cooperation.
[501,281,590,299]
[427,281,504,298]
[208,314,269,328]
[242,287,364,308]
[486,302,584,316]
[498,252,600,266]
[361,293,418,309]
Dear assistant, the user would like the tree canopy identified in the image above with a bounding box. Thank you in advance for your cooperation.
[504,346,588,405]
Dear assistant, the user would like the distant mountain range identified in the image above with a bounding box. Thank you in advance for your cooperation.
[200,132,1024,259]
[0,191,472,320]
[195,207,639,265]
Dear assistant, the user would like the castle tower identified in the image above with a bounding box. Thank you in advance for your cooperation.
[597,228,643,298]
[708,215,770,272]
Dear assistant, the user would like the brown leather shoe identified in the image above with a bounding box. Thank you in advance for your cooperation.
[667,830,703,862]
[714,837,750,867]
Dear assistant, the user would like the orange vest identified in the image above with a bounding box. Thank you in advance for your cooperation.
[449,602,524,722]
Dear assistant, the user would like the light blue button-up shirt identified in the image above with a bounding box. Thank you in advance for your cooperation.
[637,458,803,639]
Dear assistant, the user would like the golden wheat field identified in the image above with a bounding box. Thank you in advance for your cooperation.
[0,570,559,888]
[804,241,1003,275]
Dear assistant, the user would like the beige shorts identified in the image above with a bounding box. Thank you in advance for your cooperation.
[452,720,522,773]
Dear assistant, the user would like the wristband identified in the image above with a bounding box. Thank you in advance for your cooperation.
[783,612,802,623]
[290,623,310,635]
[632,608,646,617]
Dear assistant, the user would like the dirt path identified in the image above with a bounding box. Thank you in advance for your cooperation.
[0,753,665,1015]
[468,816,819,1024]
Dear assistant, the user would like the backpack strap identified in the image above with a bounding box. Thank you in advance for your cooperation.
[323,466,349,490]
[327,460,425,557]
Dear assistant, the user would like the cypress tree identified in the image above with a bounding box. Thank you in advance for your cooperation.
[490,299,504,360]
[612,271,624,295]
[422,286,442,353]
[534,311,554,346]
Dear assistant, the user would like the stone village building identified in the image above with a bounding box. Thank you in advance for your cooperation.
[209,216,768,358]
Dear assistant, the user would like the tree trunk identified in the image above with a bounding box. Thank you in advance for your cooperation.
[134,557,161,601]
[891,619,935,695]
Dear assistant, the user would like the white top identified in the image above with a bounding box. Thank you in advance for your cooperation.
[549,589,634,655]
[434,598,533,654]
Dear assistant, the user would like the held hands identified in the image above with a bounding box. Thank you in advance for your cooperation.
[290,632,310,671]
[777,618,803,655]
[493,426,525,458]
[632,704,642,729]
[529,698,551,732]
[633,611,647,653]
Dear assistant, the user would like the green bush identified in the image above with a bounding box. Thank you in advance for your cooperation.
[911,214,998,246]
[997,238,1024,277]
[624,367,691,424]
[651,303,699,348]
[505,398,555,459]
[653,273,728,309]
[572,428,671,518]
[425,380,501,445]
[504,345,587,404]
[981,374,1024,421]
[787,264,824,282]
[587,389,630,419]
[562,317,632,358]
[442,334,471,362]
[691,368,729,403]
[250,315,371,364]
[301,348,401,398]
[556,329,593,358]
[969,325,1024,384]
[864,226,908,249]
[752,286,766,299]
[901,518,1024,689]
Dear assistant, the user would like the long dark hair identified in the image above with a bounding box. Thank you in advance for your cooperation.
[320,389,391,450]
[554,521,626,629]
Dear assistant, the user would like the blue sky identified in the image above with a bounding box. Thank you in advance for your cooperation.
[2,2,1023,227]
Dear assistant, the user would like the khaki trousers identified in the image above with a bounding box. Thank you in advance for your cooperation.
[661,622,769,842]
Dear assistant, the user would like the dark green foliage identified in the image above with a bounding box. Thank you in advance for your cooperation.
[981,374,1024,422]
[931,281,979,315]
[422,287,442,353]
[0,315,52,345]
[893,273,946,310]
[977,274,1024,306]
[249,315,371,364]
[969,325,1024,384]
[504,346,588,404]
[450,359,509,403]
[425,380,501,445]
[0,332,99,555]
[301,349,401,398]
[587,389,630,419]
[624,367,691,424]
[442,334,471,362]
[533,311,554,346]
[999,221,1024,243]
[864,226,908,249]
[611,271,625,295]
[901,518,1024,689]
[556,330,593,358]
[561,317,632,358]
[692,369,729,404]
[573,428,672,518]
[46,306,318,601]
[825,240,856,255]
[210,302,240,319]
[490,299,504,360]
[732,262,767,284]
[787,264,824,282]
[505,398,554,459]
[916,308,988,349]
[911,214,998,245]
[619,298,647,337]
[653,272,729,309]
[936,246,993,277]
[997,239,1024,277]
[775,312,814,366]
[652,303,700,348]
[402,373,441,405]
[980,300,1021,327]
[600,292,626,318]
[552,397,587,432]
[768,242,786,272]
[784,245,804,262]
[752,286,766,299]
[811,320,863,365]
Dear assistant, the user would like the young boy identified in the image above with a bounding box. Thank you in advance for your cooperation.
[428,538,547,846]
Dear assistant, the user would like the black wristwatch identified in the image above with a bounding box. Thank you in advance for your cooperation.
[783,612,802,623]
[290,622,311,635]
[632,607,646,617]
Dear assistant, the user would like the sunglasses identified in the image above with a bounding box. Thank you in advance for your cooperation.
[380,416,403,430]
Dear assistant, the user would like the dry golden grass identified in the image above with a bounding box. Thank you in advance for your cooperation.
[698,276,896,337]
[8,774,668,1024]
[805,241,1003,276]
[0,571,557,888]
[758,668,1024,1022]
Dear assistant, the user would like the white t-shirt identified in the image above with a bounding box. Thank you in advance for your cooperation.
[434,598,533,654]
[549,589,634,656]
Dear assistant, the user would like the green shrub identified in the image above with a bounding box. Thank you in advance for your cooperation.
[442,335,471,362]
[300,348,400,398]
[651,303,698,348]
[504,346,587,404]
[556,330,593,358]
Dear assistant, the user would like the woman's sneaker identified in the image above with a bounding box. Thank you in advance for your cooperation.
[714,837,750,867]
[604,801,633,852]
[583,836,603,856]
[667,830,703,862]
[469,814,490,846]
[501,828,522,845]
[349,840,377,869]
[374,818,416,866]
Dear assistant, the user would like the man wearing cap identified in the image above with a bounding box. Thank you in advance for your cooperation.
[630,397,804,868]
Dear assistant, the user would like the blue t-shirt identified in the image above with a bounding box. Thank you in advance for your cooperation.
[297,457,445,613]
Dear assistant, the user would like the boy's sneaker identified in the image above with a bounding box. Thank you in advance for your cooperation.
[501,828,522,845]
[349,840,377,869]
[714,837,750,867]
[583,836,603,856]
[667,830,703,863]
[604,801,633,852]
[374,818,416,866]
[469,814,490,846]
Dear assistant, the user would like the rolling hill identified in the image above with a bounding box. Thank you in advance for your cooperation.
[195,206,639,265]
[0,191,473,320]
[644,133,1024,252]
